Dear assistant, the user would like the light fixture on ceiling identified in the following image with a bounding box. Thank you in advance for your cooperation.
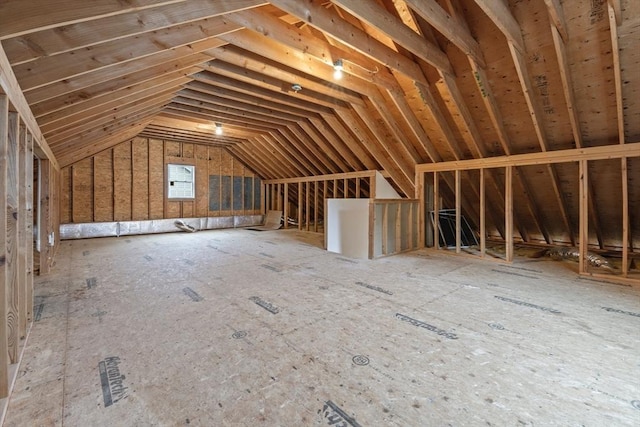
[215,123,223,135]
[291,83,302,93]
[333,59,343,79]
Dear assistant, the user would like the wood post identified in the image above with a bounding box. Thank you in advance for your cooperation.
[621,157,628,276]
[0,94,10,398]
[323,180,328,229]
[382,203,388,255]
[395,203,402,252]
[369,175,376,199]
[579,160,589,274]
[480,168,486,257]
[313,181,319,233]
[283,183,289,229]
[7,112,20,364]
[505,166,513,262]
[416,171,425,248]
[368,200,375,259]
[297,182,303,230]
[305,181,310,231]
[455,169,461,253]
[18,124,28,339]
[38,160,51,275]
[433,172,440,250]
[25,135,34,325]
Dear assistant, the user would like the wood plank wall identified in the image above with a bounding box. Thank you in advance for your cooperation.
[60,137,261,223]
[0,94,60,403]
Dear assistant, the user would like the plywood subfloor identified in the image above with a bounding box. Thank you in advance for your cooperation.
[4,229,640,426]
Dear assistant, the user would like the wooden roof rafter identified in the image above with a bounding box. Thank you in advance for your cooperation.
[45,91,175,145]
[319,113,379,171]
[285,124,342,173]
[307,116,368,171]
[225,143,271,179]
[189,71,333,115]
[349,102,414,194]
[206,45,365,105]
[36,72,192,126]
[28,60,202,114]
[0,42,57,166]
[248,134,305,177]
[56,112,160,167]
[40,79,190,135]
[406,0,547,243]
[23,43,218,105]
[196,61,349,111]
[170,95,299,128]
[0,0,187,40]
[162,104,277,134]
[214,27,383,95]
[297,120,352,171]
[3,0,267,65]
[13,21,239,92]
[49,99,170,149]
[176,89,309,124]
[269,129,326,176]
[137,125,236,147]
[269,129,326,175]
[470,0,584,246]
[373,2,514,240]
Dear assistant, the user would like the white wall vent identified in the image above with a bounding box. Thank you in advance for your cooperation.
[167,164,195,199]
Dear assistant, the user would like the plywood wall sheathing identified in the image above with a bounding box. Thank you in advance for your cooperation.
[60,139,261,223]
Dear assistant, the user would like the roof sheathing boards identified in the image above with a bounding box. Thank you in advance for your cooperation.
[509,0,575,151]
[561,0,619,146]
[618,0,640,142]
[460,0,539,155]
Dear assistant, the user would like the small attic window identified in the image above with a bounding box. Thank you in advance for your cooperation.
[167,164,195,199]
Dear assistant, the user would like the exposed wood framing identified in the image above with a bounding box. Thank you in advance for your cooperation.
[270,0,452,77]
[480,168,486,256]
[417,143,640,172]
[0,0,187,40]
[471,0,525,52]
[543,0,568,42]
[0,45,57,166]
[7,112,20,364]
[433,172,440,250]
[417,144,639,283]
[0,95,10,397]
[505,165,513,262]
[608,1,624,145]
[621,157,629,275]
[579,159,589,273]
[0,1,635,291]
[455,169,461,253]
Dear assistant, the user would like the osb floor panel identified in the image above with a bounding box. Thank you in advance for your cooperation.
[4,229,640,426]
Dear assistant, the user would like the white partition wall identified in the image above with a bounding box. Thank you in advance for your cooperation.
[327,197,419,260]
[326,199,370,259]
[374,171,400,199]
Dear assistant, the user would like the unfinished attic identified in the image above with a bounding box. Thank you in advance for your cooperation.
[1,0,639,425]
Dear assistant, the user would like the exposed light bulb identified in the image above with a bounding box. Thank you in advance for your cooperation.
[215,123,223,135]
[333,59,343,80]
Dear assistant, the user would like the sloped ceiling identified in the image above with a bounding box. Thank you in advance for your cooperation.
[2,0,639,248]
